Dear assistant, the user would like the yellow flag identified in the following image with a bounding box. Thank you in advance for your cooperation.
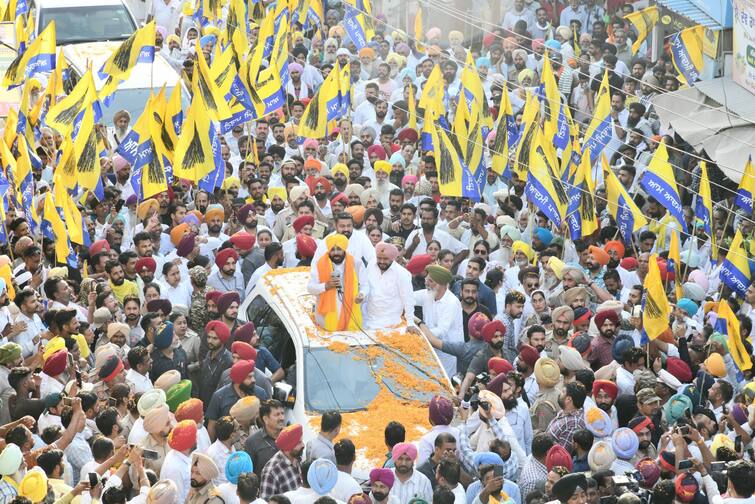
[98,21,156,82]
[53,174,84,246]
[623,6,659,54]
[173,101,217,183]
[408,83,418,130]
[717,300,753,374]
[414,7,423,52]
[490,86,514,176]
[73,106,100,192]
[418,65,444,118]
[297,62,341,139]
[3,21,56,87]
[642,254,671,341]
[194,40,233,121]
[43,192,70,265]
[55,135,78,190]
[46,69,97,137]
[513,92,540,179]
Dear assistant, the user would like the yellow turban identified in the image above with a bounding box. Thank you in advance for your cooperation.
[20,470,48,502]
[43,337,66,362]
[325,233,349,252]
[512,240,535,263]
[518,69,536,84]
[268,186,287,202]
[374,160,392,174]
[710,433,735,455]
[358,47,376,59]
[331,163,349,179]
[205,205,225,221]
[222,176,241,191]
[548,256,565,280]
[137,199,159,221]
[704,353,726,378]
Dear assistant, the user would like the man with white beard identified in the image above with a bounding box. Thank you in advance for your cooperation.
[110,110,132,147]
[372,160,399,208]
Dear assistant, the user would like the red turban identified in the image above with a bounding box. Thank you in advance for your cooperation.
[397,128,419,143]
[89,239,110,256]
[518,344,540,368]
[330,193,349,207]
[369,468,395,488]
[135,257,157,274]
[293,215,315,234]
[308,176,331,194]
[481,320,505,343]
[237,204,255,223]
[428,395,454,425]
[205,290,223,305]
[205,320,231,343]
[468,312,490,340]
[666,357,692,383]
[406,254,433,275]
[230,232,255,251]
[297,234,317,259]
[546,445,573,472]
[366,145,387,160]
[488,357,513,375]
[275,423,303,451]
[215,248,240,269]
[620,257,638,271]
[594,310,619,329]
[175,398,204,424]
[43,349,68,376]
[230,360,254,384]
[233,322,255,344]
[217,292,240,314]
[592,379,619,401]
[168,419,197,451]
[231,341,257,361]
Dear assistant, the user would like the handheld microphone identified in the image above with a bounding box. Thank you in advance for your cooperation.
[332,270,343,295]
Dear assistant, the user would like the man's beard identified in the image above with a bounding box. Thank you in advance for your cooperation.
[190,479,203,488]
[395,464,411,475]
[115,126,128,137]
[315,191,326,201]
[239,382,256,395]
[502,397,518,411]
[290,447,304,460]
[597,402,612,413]
[557,395,565,409]
[330,254,345,265]
[427,286,439,299]
[376,112,386,120]
[638,440,651,450]
[378,262,390,272]
[535,344,544,352]
[601,329,615,339]
[112,277,124,286]
[421,223,434,232]
[463,297,476,305]
[222,267,235,277]
[207,341,221,352]
[209,224,222,234]
[126,312,139,322]
[554,328,568,339]
[607,258,620,269]
[340,230,352,238]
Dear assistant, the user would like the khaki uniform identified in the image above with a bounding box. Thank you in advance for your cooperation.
[530,385,561,433]
[186,484,226,504]
[138,434,169,474]
[280,220,328,242]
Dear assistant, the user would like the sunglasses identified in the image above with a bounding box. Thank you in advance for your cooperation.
[474,249,488,255]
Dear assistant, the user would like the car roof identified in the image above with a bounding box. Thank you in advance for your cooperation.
[62,42,182,91]
[37,0,126,6]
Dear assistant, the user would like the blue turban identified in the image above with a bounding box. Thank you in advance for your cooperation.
[153,321,174,350]
[199,34,217,48]
[545,40,562,51]
[535,227,553,246]
[611,336,633,364]
[225,452,253,484]
[676,298,698,318]
[307,458,338,495]
[476,57,492,69]
[473,452,504,467]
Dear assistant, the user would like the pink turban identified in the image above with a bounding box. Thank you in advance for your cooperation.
[486,130,496,143]
[367,145,387,160]
[289,62,304,73]
[156,25,168,40]
[392,442,418,461]
[375,242,399,261]
[113,155,129,172]
[401,174,418,186]
[533,38,545,51]
[369,468,395,488]
[302,138,319,150]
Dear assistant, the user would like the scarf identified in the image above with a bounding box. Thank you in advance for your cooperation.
[316,253,362,331]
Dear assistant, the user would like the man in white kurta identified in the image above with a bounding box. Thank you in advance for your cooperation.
[363,243,416,331]
[414,265,464,377]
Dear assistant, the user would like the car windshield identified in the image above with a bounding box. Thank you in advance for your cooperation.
[304,345,443,413]
[39,6,136,44]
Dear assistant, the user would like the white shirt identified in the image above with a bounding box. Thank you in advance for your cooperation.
[38,411,62,433]
[450,484,466,504]
[40,371,65,398]
[389,468,433,503]
[616,366,636,396]
[197,425,211,453]
[13,311,44,358]
[247,263,272,296]
[405,228,466,257]
[313,231,376,267]
[128,418,147,445]
[126,369,152,395]
[331,470,363,502]
[149,0,181,35]
[160,449,191,503]
[158,280,192,308]
[417,425,459,466]
[205,439,235,484]
[414,288,464,377]
[363,261,416,330]
[216,482,240,504]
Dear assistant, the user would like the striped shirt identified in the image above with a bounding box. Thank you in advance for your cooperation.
[389,468,433,503]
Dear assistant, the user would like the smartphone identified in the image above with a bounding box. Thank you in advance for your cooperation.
[108,397,117,407]
[493,465,504,478]
[679,425,690,435]
[88,473,98,488]
[735,437,742,453]
[142,449,159,460]
[710,461,726,472]
[63,397,73,406]
[67,353,75,368]
[678,459,693,470]
[76,369,82,388]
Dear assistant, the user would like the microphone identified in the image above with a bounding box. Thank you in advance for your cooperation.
[332,270,343,295]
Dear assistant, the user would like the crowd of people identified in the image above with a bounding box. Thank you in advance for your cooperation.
[0,0,754,503]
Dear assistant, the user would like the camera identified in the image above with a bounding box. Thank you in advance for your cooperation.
[463,372,492,402]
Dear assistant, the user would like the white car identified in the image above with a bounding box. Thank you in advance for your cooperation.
[62,42,189,126]
[35,0,137,45]
[238,267,454,475]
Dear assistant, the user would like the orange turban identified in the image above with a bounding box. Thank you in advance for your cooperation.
[175,398,204,424]
[604,240,625,259]
[589,245,610,266]
[168,419,197,451]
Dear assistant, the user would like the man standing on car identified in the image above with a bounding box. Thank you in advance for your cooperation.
[363,242,417,332]
[307,234,368,331]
